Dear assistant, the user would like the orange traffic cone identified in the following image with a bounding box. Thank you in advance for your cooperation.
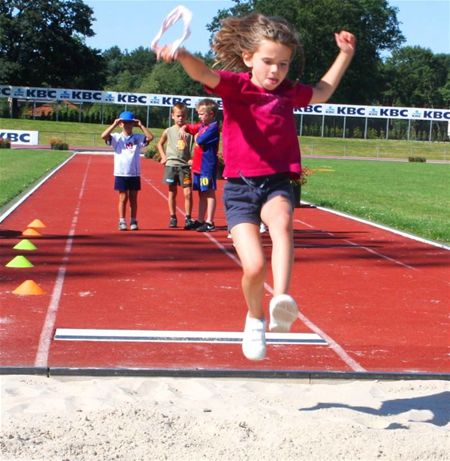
[13,279,45,295]
[27,219,46,229]
[22,228,41,237]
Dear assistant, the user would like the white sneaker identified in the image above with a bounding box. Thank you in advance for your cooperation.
[269,294,299,332]
[130,221,138,231]
[242,314,266,361]
[119,221,127,231]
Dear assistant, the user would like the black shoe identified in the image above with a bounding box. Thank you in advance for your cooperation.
[197,221,215,232]
[169,216,177,228]
[184,219,202,230]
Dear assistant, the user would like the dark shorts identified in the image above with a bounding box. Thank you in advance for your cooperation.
[223,173,294,230]
[114,176,141,192]
[193,172,217,192]
[163,165,192,188]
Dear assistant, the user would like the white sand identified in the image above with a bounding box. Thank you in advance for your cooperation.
[1,375,449,460]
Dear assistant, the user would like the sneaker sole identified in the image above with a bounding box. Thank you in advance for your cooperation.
[242,342,266,361]
[269,294,298,332]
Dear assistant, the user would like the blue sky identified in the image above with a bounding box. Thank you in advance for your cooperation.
[84,0,450,55]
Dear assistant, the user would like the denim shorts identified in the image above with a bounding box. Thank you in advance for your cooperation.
[114,176,141,191]
[223,173,294,230]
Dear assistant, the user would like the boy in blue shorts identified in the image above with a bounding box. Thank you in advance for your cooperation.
[101,111,154,231]
[181,99,220,232]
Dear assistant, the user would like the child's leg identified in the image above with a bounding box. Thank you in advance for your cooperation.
[205,189,216,224]
[182,185,192,217]
[129,190,138,221]
[197,191,206,222]
[261,195,294,295]
[168,184,177,216]
[231,223,266,320]
[261,194,298,332]
[118,191,128,219]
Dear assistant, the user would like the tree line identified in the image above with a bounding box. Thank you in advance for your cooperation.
[0,0,448,116]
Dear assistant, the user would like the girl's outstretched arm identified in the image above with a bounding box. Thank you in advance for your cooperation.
[156,46,220,89]
[310,31,356,104]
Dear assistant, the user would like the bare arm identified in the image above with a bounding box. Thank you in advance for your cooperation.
[310,31,356,104]
[157,130,169,164]
[101,118,120,142]
[135,119,154,144]
[156,46,220,89]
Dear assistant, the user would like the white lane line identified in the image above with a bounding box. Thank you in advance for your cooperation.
[54,328,327,345]
[34,156,91,367]
[295,219,416,270]
[143,176,366,371]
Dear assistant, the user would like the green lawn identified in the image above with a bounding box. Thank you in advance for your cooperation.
[301,158,450,244]
[0,149,72,209]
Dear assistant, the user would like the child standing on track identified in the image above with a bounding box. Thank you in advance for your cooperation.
[181,98,220,232]
[101,111,154,231]
[156,13,355,360]
[157,103,195,229]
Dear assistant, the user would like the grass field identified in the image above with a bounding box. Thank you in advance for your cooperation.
[0,149,72,210]
[301,158,449,244]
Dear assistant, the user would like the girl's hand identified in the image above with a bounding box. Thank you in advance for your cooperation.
[335,31,356,55]
[155,44,178,62]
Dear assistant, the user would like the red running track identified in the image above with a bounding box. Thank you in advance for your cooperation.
[0,154,449,376]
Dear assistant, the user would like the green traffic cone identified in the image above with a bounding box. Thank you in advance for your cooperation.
[13,239,37,251]
[5,255,34,268]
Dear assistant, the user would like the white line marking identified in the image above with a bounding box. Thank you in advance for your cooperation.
[54,328,327,345]
[261,283,366,371]
[0,153,76,223]
[296,311,366,371]
[295,219,416,270]
[34,156,91,367]
[143,176,366,371]
[301,200,449,250]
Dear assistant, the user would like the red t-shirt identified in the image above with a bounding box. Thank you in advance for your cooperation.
[184,122,202,172]
[207,70,313,178]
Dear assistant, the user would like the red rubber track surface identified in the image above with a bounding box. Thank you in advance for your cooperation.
[1,154,448,374]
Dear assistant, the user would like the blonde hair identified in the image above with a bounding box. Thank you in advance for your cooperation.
[172,102,188,114]
[196,98,218,115]
[212,13,301,72]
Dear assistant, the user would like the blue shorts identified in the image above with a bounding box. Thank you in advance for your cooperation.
[114,176,141,192]
[193,172,217,192]
[223,173,294,230]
